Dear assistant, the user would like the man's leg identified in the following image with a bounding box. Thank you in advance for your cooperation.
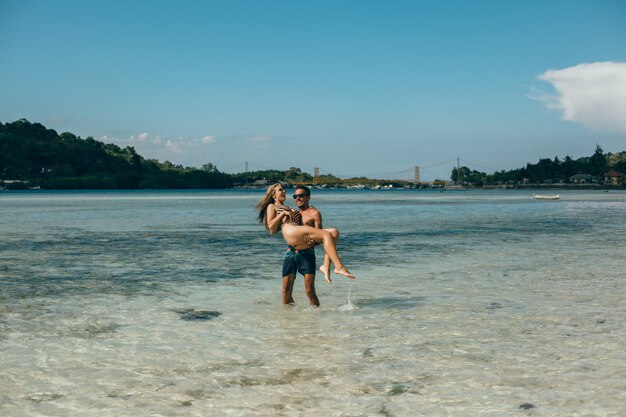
[282,248,297,305]
[303,273,320,307]
[282,274,296,304]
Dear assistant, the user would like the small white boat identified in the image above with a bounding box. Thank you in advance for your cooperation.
[533,194,560,200]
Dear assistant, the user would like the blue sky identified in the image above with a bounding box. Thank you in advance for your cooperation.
[1,0,625,180]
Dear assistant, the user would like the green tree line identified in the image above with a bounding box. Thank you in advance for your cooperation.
[3,119,624,189]
[0,119,340,190]
[451,145,626,186]
[0,119,233,189]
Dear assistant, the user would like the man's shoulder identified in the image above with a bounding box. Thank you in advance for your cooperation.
[303,206,321,216]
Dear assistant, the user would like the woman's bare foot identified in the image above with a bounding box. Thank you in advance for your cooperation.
[319,265,332,283]
[334,267,356,279]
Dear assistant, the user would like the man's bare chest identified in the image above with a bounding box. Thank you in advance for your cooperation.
[300,209,318,227]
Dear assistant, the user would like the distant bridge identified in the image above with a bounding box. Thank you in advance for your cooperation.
[223,158,499,184]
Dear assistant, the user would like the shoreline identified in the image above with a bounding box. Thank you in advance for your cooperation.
[1,183,625,192]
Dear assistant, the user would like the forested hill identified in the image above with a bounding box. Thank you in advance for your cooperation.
[2,119,625,189]
[0,119,233,189]
[452,145,626,186]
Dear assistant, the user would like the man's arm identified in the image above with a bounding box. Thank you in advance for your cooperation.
[314,208,323,229]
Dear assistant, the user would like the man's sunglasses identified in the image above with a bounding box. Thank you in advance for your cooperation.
[293,193,308,199]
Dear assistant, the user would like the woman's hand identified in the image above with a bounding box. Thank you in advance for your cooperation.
[291,209,302,225]
[275,205,301,225]
[278,206,294,222]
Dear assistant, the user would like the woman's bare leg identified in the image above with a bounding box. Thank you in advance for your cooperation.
[320,228,339,283]
[306,228,354,279]
[282,225,355,279]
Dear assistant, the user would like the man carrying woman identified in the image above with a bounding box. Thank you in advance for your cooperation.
[257,183,355,305]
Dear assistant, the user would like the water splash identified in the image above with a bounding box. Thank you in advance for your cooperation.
[338,282,358,311]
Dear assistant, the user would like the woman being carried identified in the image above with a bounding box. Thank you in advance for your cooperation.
[257,183,355,279]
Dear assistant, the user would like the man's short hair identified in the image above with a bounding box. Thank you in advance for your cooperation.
[296,185,311,196]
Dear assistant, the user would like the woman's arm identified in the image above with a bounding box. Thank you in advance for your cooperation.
[266,204,288,235]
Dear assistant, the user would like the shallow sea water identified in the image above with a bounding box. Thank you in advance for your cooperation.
[1,189,625,417]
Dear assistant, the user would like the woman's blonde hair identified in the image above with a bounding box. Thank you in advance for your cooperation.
[256,183,283,229]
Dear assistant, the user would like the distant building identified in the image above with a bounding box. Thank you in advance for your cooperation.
[251,179,271,187]
[604,170,624,185]
[0,179,27,190]
[569,174,594,183]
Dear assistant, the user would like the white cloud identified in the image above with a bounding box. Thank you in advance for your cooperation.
[532,61,626,134]
[96,131,221,166]
[165,139,182,153]
[130,132,149,141]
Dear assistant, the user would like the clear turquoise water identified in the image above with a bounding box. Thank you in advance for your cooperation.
[1,189,625,416]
